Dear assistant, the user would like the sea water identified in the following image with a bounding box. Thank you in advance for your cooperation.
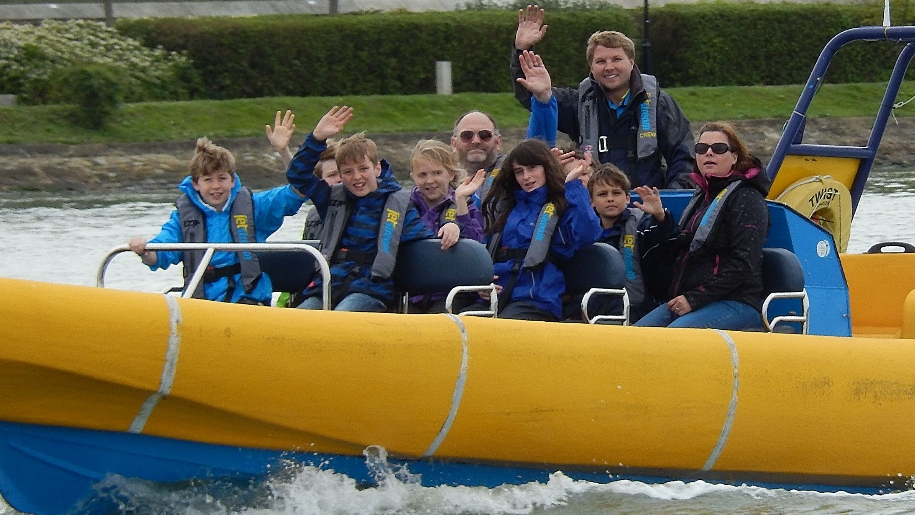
[1,171,915,514]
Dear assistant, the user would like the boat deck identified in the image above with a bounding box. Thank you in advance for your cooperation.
[842,252,915,338]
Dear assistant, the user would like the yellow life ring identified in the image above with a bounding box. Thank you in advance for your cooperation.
[774,175,852,252]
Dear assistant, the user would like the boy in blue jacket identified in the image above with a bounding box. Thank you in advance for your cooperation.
[128,133,306,305]
[286,106,433,312]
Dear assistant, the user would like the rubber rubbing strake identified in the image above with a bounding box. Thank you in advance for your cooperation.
[702,329,740,471]
[129,295,182,433]
[422,314,469,457]
[774,175,852,252]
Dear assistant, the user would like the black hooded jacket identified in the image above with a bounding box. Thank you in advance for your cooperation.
[643,156,772,311]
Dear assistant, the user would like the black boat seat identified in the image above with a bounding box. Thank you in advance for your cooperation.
[560,242,630,325]
[761,247,809,333]
[257,245,318,294]
[392,239,496,315]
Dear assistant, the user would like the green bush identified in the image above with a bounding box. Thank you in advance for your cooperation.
[461,0,621,10]
[0,20,196,104]
[649,3,897,87]
[117,10,633,99]
[48,63,123,129]
[119,3,899,100]
[0,4,915,103]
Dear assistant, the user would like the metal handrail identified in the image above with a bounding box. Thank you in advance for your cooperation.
[762,289,810,334]
[582,288,631,325]
[766,26,915,216]
[97,242,332,309]
[446,284,498,317]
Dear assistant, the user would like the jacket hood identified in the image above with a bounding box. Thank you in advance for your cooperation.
[690,155,771,197]
[178,173,243,211]
[513,184,548,205]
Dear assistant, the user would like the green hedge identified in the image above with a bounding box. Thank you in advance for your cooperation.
[117,2,905,100]
[116,10,634,98]
[651,3,902,87]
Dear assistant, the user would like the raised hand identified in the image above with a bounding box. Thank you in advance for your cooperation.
[455,169,486,202]
[516,50,553,103]
[265,110,295,151]
[551,147,582,176]
[563,151,591,183]
[515,4,547,50]
[632,185,665,221]
[313,105,354,141]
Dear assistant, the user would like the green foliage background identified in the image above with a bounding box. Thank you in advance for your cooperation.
[113,2,910,101]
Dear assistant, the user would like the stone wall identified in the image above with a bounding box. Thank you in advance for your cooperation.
[1,117,912,194]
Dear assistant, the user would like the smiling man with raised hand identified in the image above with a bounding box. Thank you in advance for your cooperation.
[511,4,695,190]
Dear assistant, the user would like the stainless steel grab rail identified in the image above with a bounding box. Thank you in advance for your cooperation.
[97,242,331,309]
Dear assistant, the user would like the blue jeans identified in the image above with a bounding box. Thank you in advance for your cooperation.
[297,292,387,312]
[634,299,763,330]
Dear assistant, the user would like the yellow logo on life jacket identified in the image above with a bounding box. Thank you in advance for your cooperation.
[623,234,635,250]
[444,208,456,221]
[543,203,555,216]
[233,215,249,229]
[386,209,400,226]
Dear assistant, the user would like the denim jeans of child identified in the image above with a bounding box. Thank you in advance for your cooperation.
[297,292,387,312]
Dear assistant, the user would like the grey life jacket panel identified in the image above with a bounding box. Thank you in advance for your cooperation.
[319,184,351,262]
[319,186,411,281]
[373,189,411,279]
[303,207,323,240]
[477,154,506,204]
[487,201,559,269]
[177,187,260,299]
[678,181,743,254]
[620,208,645,308]
[577,74,659,160]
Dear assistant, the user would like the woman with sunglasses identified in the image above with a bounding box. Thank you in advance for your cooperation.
[635,122,771,330]
[467,138,601,321]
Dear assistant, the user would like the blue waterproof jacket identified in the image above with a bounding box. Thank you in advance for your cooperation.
[287,133,433,306]
[148,175,305,303]
[492,180,601,318]
[526,96,559,148]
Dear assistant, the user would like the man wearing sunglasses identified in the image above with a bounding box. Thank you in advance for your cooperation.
[511,5,694,191]
[451,111,505,204]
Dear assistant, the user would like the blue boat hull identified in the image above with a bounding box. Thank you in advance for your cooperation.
[0,420,901,515]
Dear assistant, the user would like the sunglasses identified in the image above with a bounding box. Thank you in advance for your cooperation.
[459,130,494,143]
[695,142,731,155]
